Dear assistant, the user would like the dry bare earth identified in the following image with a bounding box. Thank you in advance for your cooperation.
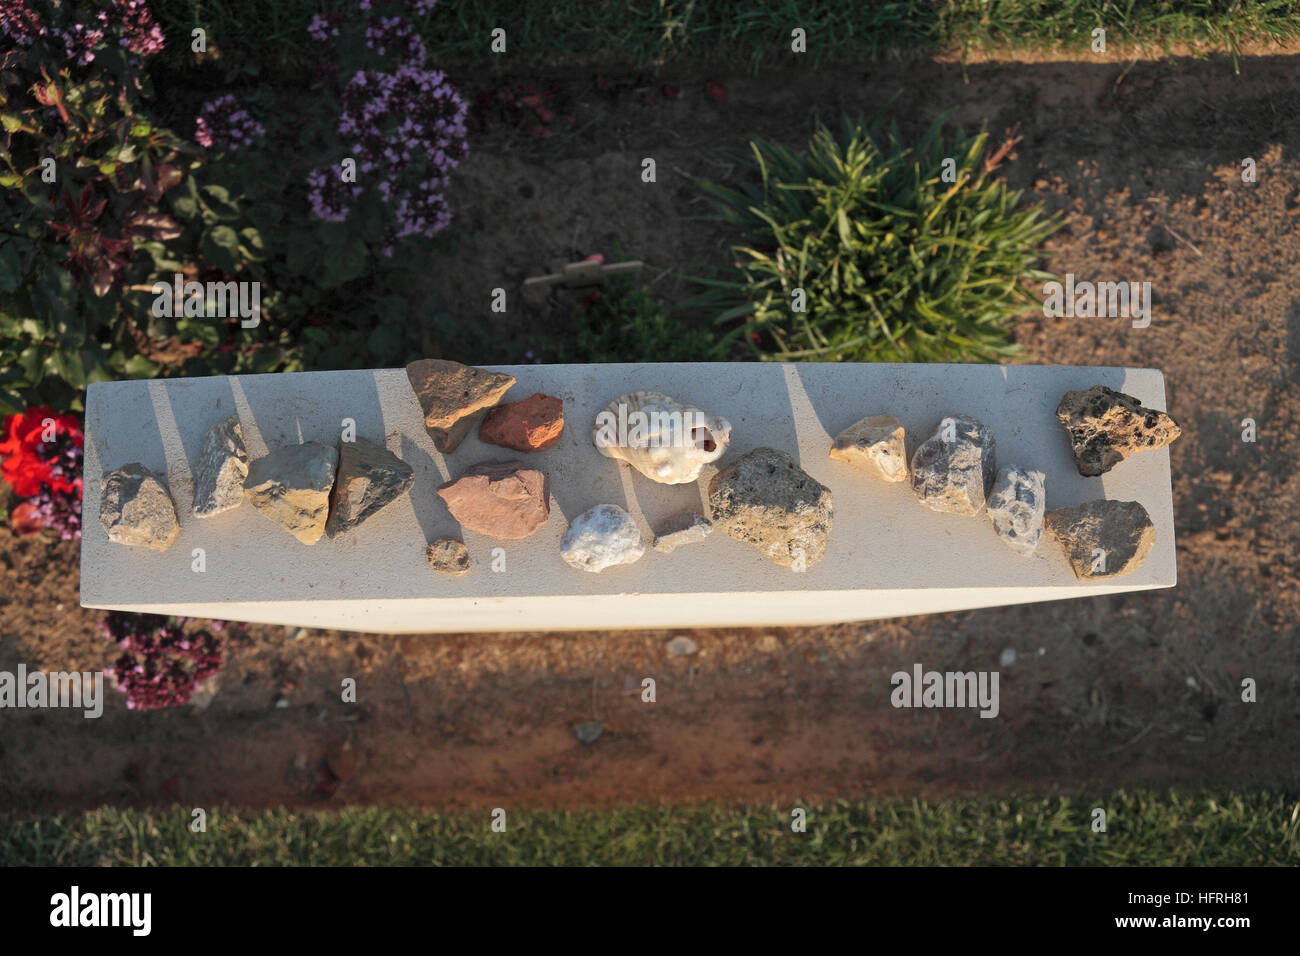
[1,54,1298,811]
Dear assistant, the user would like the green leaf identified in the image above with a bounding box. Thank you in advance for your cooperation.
[123,354,159,378]
[0,241,25,293]
[18,345,46,384]
[318,234,367,287]
[285,239,317,276]
[49,348,86,387]
[201,225,241,273]
[200,184,241,221]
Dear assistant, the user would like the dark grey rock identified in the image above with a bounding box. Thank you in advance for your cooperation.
[192,415,248,518]
[707,447,832,569]
[1044,499,1157,580]
[987,466,1046,555]
[100,462,180,551]
[326,437,414,538]
[910,415,996,516]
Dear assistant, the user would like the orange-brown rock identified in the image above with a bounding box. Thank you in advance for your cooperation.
[405,359,515,453]
[436,461,550,539]
[479,392,564,452]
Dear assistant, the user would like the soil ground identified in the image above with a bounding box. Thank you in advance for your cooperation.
[1,53,1297,812]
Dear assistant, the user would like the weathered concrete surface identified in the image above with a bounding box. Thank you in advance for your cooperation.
[81,363,1176,632]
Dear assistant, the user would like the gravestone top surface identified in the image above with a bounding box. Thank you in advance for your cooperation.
[80,362,1176,632]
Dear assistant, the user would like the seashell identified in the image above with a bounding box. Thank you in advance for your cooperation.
[591,390,731,484]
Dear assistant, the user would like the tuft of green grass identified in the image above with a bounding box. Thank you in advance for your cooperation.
[691,115,1061,364]
[3,790,1298,866]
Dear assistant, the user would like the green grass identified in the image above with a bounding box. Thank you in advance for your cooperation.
[4,790,1297,865]
[151,1,1300,72]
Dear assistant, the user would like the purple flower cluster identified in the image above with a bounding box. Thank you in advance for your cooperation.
[304,0,465,252]
[306,166,362,222]
[330,62,468,251]
[195,93,266,151]
[28,428,82,540]
[364,14,424,60]
[0,0,164,61]
[308,12,342,43]
[102,612,227,711]
[0,0,45,46]
[105,0,165,57]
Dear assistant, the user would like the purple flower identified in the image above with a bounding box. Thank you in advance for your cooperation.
[306,166,362,222]
[0,0,46,46]
[26,427,83,539]
[195,94,266,151]
[101,612,236,711]
[308,12,341,43]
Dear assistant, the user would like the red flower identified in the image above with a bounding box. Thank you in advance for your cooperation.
[0,406,84,498]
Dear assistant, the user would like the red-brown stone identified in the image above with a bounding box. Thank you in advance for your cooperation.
[436,461,550,539]
[479,392,564,452]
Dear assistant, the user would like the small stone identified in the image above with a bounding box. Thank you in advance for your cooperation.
[707,447,832,569]
[325,437,414,538]
[479,392,564,452]
[1000,648,1016,667]
[405,359,516,453]
[910,415,996,516]
[437,461,549,539]
[243,442,339,545]
[99,463,180,551]
[987,466,1046,555]
[666,636,698,656]
[561,504,645,573]
[327,740,357,782]
[829,415,907,481]
[573,720,603,745]
[190,676,220,711]
[1056,385,1181,476]
[651,509,712,553]
[427,537,471,575]
[1044,499,1157,580]
[192,415,248,517]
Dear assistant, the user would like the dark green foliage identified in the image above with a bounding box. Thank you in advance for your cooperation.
[694,117,1061,364]
[536,281,721,364]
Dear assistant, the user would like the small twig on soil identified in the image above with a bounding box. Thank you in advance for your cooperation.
[1161,222,1203,258]
[1104,719,1159,755]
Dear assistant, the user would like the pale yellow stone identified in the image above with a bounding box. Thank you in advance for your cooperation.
[829,415,907,482]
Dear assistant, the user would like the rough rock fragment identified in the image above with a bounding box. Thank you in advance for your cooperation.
[560,504,646,573]
[100,463,180,551]
[573,720,603,745]
[479,392,564,452]
[987,466,1046,555]
[651,509,712,553]
[192,415,248,517]
[426,537,471,576]
[666,636,698,656]
[910,415,996,516]
[829,415,907,482]
[1056,385,1181,476]
[242,442,339,545]
[707,447,832,569]
[405,359,515,453]
[325,437,414,538]
[1044,499,1156,580]
[436,460,549,539]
